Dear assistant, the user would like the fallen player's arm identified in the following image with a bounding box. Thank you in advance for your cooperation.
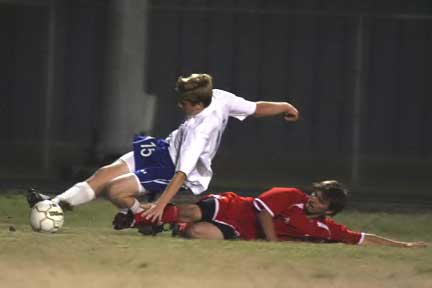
[361,233,428,248]
[257,210,278,242]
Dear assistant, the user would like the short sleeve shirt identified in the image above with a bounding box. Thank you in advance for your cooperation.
[166,89,256,194]
[253,187,364,244]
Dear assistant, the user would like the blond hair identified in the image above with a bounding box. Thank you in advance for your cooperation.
[176,73,213,107]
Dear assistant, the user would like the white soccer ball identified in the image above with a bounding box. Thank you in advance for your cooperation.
[30,200,64,233]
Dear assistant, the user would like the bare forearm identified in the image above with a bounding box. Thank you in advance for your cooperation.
[254,101,299,120]
[257,211,278,242]
[361,233,427,248]
[157,171,186,205]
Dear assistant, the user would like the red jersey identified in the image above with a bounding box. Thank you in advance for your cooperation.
[203,187,364,244]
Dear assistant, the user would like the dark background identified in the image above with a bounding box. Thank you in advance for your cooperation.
[1,0,431,206]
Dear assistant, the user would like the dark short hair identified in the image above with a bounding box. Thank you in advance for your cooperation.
[312,180,348,216]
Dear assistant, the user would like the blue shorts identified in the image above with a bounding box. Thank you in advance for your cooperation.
[132,135,175,195]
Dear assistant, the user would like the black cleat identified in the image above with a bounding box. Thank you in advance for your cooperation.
[27,188,73,211]
[58,201,73,211]
[112,210,135,230]
[27,188,50,208]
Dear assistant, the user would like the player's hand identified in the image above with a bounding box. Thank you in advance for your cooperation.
[283,105,299,122]
[283,111,299,122]
[140,203,154,212]
[403,241,428,248]
[141,202,166,224]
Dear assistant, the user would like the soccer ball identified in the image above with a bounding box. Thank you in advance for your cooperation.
[30,200,64,233]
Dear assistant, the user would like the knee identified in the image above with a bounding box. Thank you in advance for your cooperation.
[88,162,129,197]
[104,175,140,204]
[184,224,205,239]
[91,166,114,193]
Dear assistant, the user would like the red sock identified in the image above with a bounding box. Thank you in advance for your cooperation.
[177,223,189,235]
[134,204,179,225]
[161,204,179,223]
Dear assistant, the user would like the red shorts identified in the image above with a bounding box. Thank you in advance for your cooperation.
[199,192,258,240]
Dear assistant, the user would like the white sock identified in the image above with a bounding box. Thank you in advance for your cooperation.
[118,208,129,214]
[129,199,144,214]
[52,182,96,206]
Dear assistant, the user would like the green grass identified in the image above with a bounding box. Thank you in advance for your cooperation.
[1,193,432,288]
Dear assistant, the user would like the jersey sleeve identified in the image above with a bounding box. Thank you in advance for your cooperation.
[214,89,256,121]
[253,187,304,217]
[324,218,364,245]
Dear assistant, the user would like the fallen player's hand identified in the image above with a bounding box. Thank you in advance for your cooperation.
[404,241,428,248]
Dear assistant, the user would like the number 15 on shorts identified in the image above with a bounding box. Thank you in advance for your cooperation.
[140,142,156,157]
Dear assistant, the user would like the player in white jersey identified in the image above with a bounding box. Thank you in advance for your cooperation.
[28,73,299,228]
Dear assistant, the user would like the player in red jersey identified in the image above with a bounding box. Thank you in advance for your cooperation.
[135,180,427,247]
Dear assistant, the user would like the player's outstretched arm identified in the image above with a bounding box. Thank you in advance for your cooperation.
[254,101,299,121]
[361,233,428,248]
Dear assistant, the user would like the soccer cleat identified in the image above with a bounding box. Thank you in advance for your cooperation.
[27,188,50,208]
[112,210,135,230]
[27,188,73,211]
[58,200,73,211]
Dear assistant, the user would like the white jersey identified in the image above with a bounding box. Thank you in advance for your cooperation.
[166,89,256,195]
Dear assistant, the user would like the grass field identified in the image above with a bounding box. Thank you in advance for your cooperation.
[1,193,432,288]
